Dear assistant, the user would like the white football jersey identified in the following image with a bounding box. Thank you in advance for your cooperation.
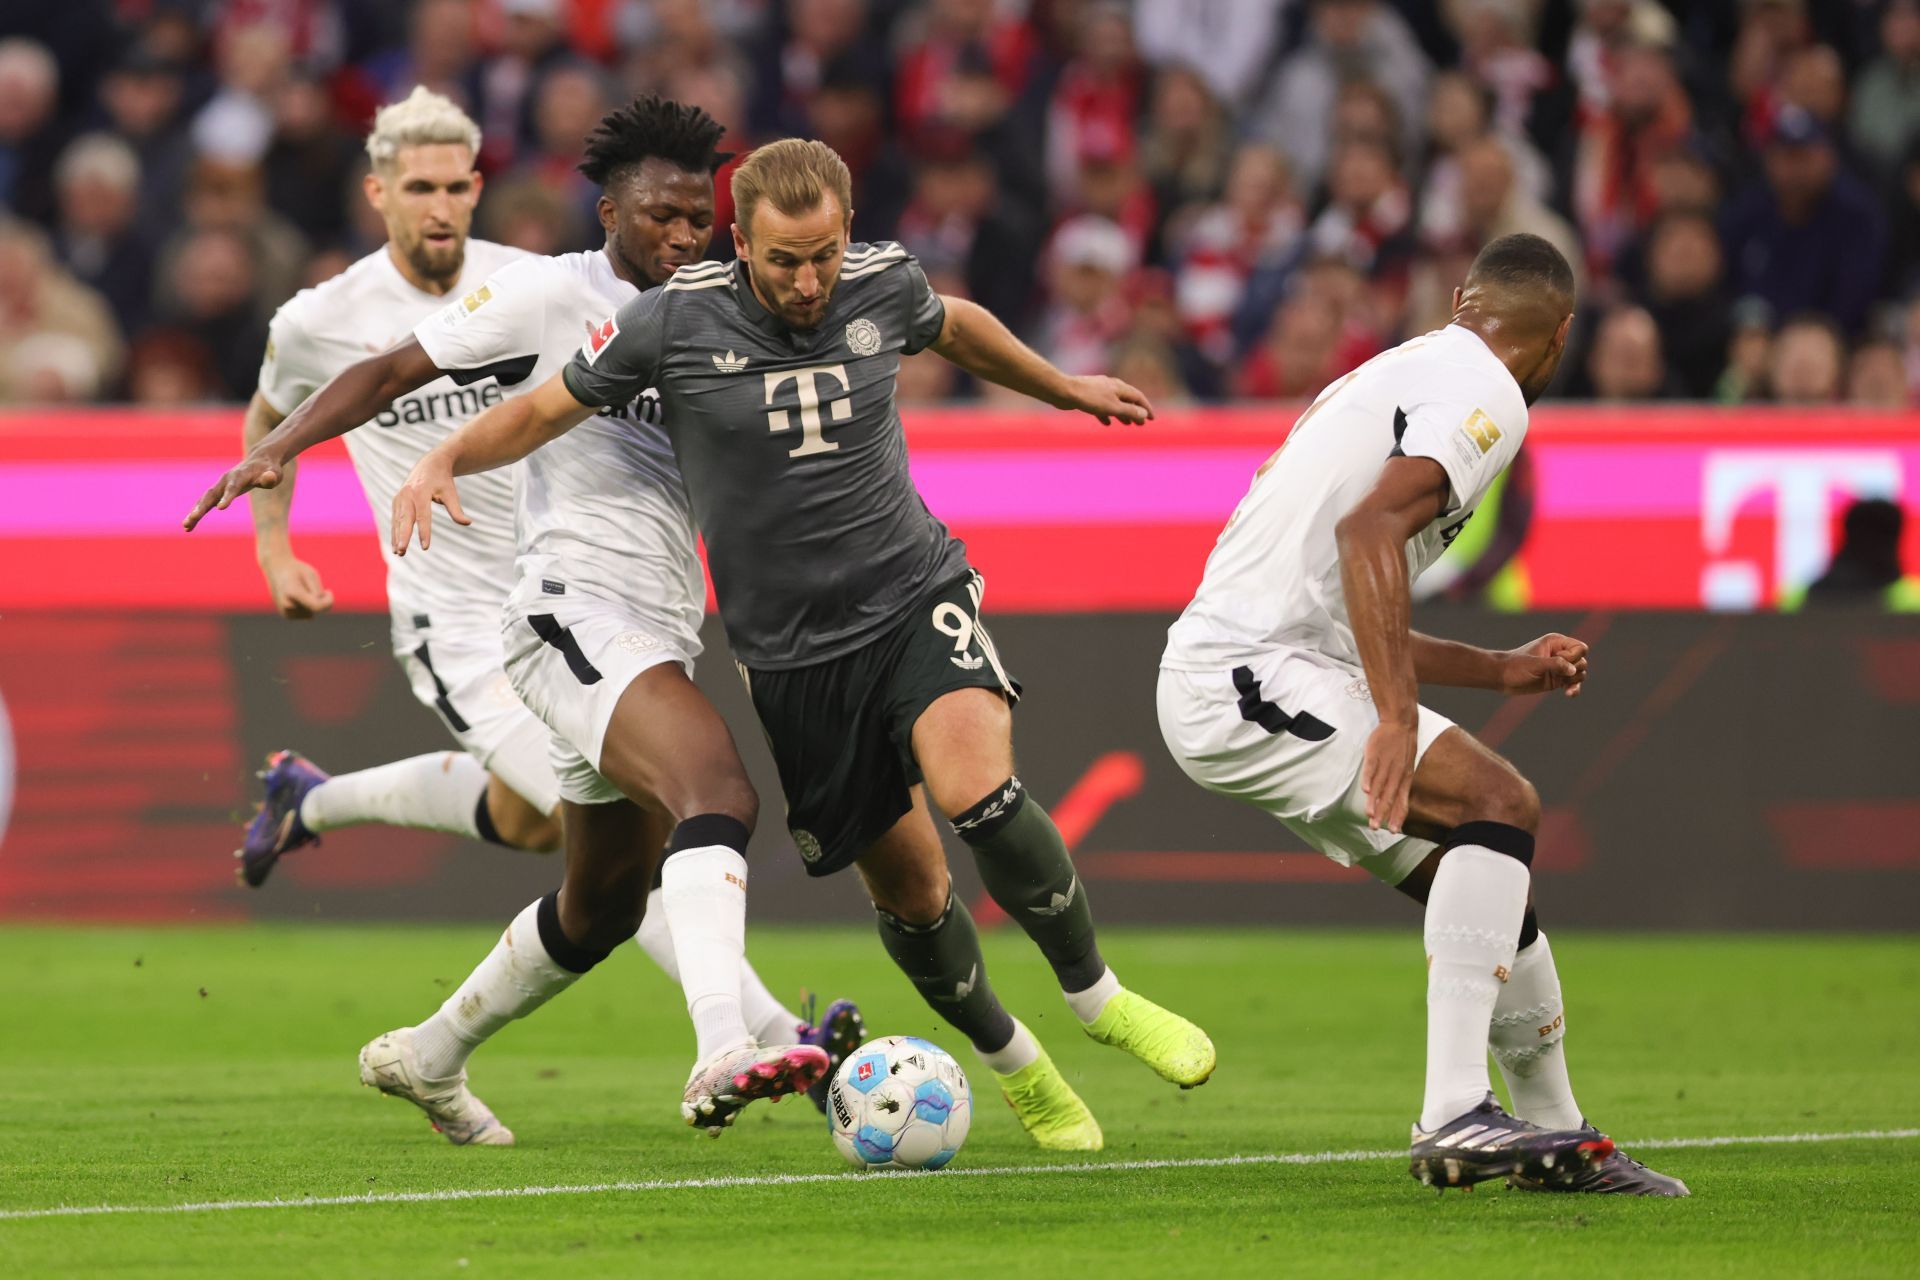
[258,240,529,636]
[413,250,703,646]
[1164,324,1527,675]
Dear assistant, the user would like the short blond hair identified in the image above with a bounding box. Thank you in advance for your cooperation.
[365,86,482,174]
[730,138,852,236]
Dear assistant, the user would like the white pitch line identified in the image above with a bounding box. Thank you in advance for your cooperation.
[0,1128,1912,1223]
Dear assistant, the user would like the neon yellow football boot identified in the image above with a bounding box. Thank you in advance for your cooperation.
[994,1042,1104,1151]
[1083,989,1217,1088]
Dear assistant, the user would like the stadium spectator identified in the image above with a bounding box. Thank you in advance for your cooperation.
[1777,45,1847,135]
[513,62,613,244]
[1715,296,1776,404]
[1882,141,1920,302]
[259,72,362,249]
[169,158,310,323]
[50,132,155,336]
[1416,70,1551,247]
[751,0,886,136]
[1565,0,1677,123]
[1770,312,1847,404]
[1250,0,1430,195]
[1848,340,1913,407]
[1645,143,1721,218]
[358,0,482,111]
[1722,105,1886,336]
[152,226,268,402]
[895,144,1042,328]
[0,217,121,403]
[124,328,223,405]
[893,0,1038,150]
[1235,292,1341,401]
[1111,333,1193,406]
[476,0,579,173]
[1729,0,1816,150]
[1635,210,1732,399]
[1055,123,1156,264]
[190,23,291,167]
[1849,0,1920,180]
[91,48,194,221]
[1137,65,1234,227]
[1045,3,1142,209]
[0,38,65,226]
[1584,304,1674,401]
[1447,0,1562,147]
[1570,37,1694,277]
[1306,136,1414,279]
[1036,213,1135,377]
[1132,0,1284,110]
[1171,142,1303,371]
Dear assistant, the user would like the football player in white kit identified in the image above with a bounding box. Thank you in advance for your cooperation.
[202,88,560,865]
[185,93,858,1142]
[1159,235,1686,1195]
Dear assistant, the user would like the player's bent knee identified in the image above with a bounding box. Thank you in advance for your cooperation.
[862,864,952,928]
[1459,769,1540,835]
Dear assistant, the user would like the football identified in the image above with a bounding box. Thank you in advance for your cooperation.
[825,1035,972,1171]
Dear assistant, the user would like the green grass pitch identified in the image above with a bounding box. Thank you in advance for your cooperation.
[2,925,1916,1277]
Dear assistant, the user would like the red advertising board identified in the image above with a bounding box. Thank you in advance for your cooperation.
[2,407,1916,611]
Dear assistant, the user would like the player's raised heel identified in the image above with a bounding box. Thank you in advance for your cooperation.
[357,1027,514,1147]
[994,1046,1104,1151]
[1409,1095,1610,1192]
[682,1041,831,1137]
[1082,989,1217,1088]
[236,750,328,888]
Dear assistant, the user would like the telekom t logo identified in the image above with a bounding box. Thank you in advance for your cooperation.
[1700,450,1902,607]
[765,364,850,458]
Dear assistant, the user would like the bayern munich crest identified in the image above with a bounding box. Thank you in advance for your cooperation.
[845,317,882,356]
[792,828,825,863]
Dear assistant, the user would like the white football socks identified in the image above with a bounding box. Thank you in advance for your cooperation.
[1420,845,1530,1132]
[633,887,804,1045]
[1063,966,1121,1024]
[1489,932,1583,1130]
[412,899,580,1080]
[976,1018,1041,1076]
[299,751,486,839]
[660,844,753,1060]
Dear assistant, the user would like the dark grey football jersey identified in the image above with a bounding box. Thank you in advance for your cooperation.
[562,243,969,669]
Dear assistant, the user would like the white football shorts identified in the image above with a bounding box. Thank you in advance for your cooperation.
[500,594,699,806]
[1155,647,1455,885]
[394,616,563,817]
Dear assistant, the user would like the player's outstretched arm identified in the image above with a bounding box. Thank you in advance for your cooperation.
[390,371,594,556]
[929,295,1153,425]
[183,340,444,531]
[1335,457,1452,833]
[236,392,334,619]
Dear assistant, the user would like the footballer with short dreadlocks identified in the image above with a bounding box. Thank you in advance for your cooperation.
[185,92,866,1146]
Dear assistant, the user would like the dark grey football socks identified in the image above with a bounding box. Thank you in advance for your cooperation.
[875,893,1017,1054]
[951,777,1107,993]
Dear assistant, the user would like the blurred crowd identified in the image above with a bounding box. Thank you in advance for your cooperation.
[3,0,1920,408]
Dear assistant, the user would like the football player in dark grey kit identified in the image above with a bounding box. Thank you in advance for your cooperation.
[393,139,1213,1151]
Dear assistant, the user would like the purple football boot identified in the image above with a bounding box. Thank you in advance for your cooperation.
[798,996,867,1115]
[237,750,328,887]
